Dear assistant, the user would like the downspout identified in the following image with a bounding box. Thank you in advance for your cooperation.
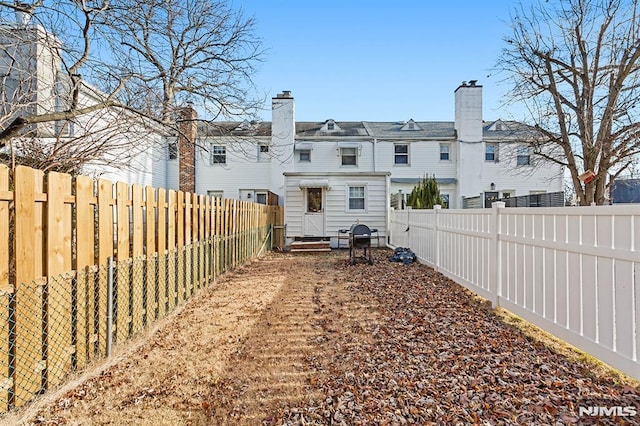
[372,138,377,171]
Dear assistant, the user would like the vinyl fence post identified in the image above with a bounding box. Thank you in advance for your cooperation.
[107,256,114,357]
[405,207,411,248]
[490,202,505,308]
[434,204,441,271]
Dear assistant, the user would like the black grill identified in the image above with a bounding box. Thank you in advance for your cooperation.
[342,224,376,265]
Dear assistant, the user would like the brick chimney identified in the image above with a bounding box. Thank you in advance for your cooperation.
[178,105,197,193]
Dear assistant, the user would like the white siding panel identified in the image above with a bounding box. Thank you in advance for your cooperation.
[377,140,458,178]
[195,139,272,198]
[284,173,389,241]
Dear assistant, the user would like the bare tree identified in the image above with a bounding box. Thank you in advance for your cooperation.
[103,0,265,123]
[0,0,265,174]
[497,0,640,205]
[0,1,121,144]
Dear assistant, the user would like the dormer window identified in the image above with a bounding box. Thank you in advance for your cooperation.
[237,120,251,130]
[492,120,508,131]
[323,119,340,132]
[400,119,422,131]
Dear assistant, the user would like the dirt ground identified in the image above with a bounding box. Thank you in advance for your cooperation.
[3,250,639,425]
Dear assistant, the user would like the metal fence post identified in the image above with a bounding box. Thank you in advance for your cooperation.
[106,256,114,357]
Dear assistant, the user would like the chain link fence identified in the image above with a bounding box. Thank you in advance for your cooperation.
[0,225,272,411]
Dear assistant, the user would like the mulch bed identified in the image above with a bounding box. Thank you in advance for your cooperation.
[281,250,640,425]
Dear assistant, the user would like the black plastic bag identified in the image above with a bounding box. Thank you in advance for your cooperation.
[388,247,417,264]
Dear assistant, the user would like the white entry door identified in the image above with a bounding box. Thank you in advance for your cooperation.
[303,187,325,237]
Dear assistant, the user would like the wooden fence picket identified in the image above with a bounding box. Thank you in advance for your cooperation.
[13,166,44,407]
[0,166,9,410]
[75,175,94,368]
[0,165,284,411]
[176,191,185,304]
[115,182,130,342]
[45,172,73,388]
[157,188,167,318]
[167,190,177,311]
[97,179,114,357]
[145,186,157,323]
[131,185,144,335]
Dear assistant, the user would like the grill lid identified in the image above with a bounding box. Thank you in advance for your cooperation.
[350,224,371,235]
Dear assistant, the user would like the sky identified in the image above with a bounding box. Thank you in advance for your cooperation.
[235,0,525,123]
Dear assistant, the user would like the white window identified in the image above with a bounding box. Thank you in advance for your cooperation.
[485,143,497,162]
[517,146,531,166]
[348,185,366,210]
[211,145,226,164]
[341,147,357,166]
[299,149,311,162]
[327,122,335,130]
[394,144,409,164]
[207,190,223,198]
[258,144,269,161]
[168,142,178,160]
[255,192,267,204]
[440,144,450,161]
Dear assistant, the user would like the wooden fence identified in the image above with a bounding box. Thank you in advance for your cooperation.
[389,204,639,380]
[0,165,283,411]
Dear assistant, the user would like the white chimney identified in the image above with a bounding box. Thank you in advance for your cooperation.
[455,81,484,204]
[15,3,32,26]
[270,90,295,202]
[454,80,482,142]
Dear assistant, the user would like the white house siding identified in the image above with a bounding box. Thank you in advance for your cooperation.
[150,140,169,189]
[194,137,272,198]
[83,141,159,187]
[376,140,457,178]
[293,139,375,173]
[167,157,179,190]
[474,142,564,198]
[284,172,389,248]
[376,139,459,204]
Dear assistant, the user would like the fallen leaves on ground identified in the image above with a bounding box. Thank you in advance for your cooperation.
[279,251,640,425]
[12,251,640,425]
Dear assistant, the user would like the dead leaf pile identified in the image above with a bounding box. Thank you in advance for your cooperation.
[280,251,640,425]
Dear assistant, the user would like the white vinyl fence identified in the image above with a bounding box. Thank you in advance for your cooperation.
[389,204,639,380]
